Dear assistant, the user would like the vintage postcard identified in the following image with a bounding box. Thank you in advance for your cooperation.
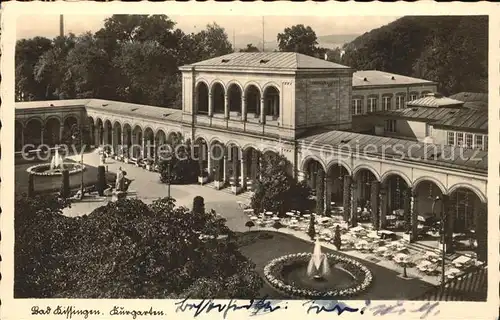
[1,1,499,320]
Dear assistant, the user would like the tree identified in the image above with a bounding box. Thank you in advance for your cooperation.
[272,221,284,231]
[240,43,259,52]
[277,24,319,56]
[15,37,53,101]
[60,169,70,199]
[194,23,234,60]
[333,225,342,250]
[245,220,255,231]
[251,153,312,216]
[307,215,316,240]
[15,195,263,298]
[192,196,205,214]
[27,173,35,197]
[96,165,106,196]
[158,140,199,185]
[33,34,77,100]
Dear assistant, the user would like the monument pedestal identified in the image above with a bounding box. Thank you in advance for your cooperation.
[112,191,127,202]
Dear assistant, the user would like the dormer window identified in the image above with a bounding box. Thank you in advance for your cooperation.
[131,108,139,112]
[221,59,230,63]
[363,77,368,81]
[260,59,270,64]
[391,76,395,80]
[102,103,109,107]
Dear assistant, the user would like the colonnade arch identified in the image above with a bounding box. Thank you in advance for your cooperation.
[195,80,281,123]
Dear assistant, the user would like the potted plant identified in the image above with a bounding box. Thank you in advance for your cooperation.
[245,220,255,231]
[198,169,209,185]
[231,175,241,194]
[145,159,154,171]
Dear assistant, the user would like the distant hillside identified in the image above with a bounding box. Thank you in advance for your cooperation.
[341,16,488,95]
[317,34,359,49]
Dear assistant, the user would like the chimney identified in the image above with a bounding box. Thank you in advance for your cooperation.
[59,15,64,37]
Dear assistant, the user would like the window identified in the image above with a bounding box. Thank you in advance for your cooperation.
[367,97,377,113]
[382,96,391,110]
[395,95,405,110]
[447,131,455,145]
[456,132,464,146]
[475,135,483,149]
[409,93,418,101]
[385,120,397,133]
[351,98,362,115]
[465,133,473,148]
[425,124,433,137]
[484,135,488,151]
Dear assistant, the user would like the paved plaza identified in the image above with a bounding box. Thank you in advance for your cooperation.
[63,149,251,232]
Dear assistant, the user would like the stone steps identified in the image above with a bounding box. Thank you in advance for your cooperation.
[203,181,254,200]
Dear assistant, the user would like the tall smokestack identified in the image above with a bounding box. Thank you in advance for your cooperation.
[59,15,64,37]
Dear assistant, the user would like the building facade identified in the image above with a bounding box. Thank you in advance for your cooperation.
[15,52,488,260]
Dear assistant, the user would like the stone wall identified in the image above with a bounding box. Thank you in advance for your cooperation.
[294,72,352,129]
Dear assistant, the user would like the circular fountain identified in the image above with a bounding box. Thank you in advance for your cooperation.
[264,240,373,299]
[26,149,85,176]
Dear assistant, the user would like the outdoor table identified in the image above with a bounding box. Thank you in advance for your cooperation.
[243,208,254,214]
[393,253,410,264]
[416,260,432,272]
[285,212,294,216]
[265,211,274,216]
[272,216,280,221]
[250,216,258,220]
[303,214,311,218]
[445,268,461,279]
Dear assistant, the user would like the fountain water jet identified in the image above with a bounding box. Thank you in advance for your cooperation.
[306,239,331,280]
[49,149,64,171]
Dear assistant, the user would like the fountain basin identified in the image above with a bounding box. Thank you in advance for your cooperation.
[264,253,373,299]
[27,163,86,176]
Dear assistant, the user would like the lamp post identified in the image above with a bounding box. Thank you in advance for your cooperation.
[432,195,446,287]
[72,126,85,199]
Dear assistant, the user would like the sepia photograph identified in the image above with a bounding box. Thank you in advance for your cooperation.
[1,2,497,319]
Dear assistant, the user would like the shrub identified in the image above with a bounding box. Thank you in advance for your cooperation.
[96,165,106,196]
[192,196,205,214]
[272,221,284,230]
[307,215,316,240]
[245,220,255,231]
[60,169,70,198]
[28,173,35,197]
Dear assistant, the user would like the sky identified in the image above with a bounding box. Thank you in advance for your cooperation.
[16,14,399,44]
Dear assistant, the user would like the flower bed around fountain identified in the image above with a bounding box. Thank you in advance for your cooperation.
[27,163,86,176]
[264,252,373,299]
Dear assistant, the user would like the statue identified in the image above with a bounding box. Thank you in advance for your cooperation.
[115,167,126,191]
[307,239,331,280]
[112,167,127,201]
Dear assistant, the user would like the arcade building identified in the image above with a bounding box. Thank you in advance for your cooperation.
[15,52,488,261]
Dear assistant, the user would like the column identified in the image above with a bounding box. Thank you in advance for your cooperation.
[343,175,352,223]
[251,151,258,181]
[232,149,238,185]
[111,129,116,155]
[40,126,44,145]
[122,130,127,157]
[224,94,229,119]
[444,194,454,253]
[260,97,265,124]
[95,127,99,146]
[59,125,64,144]
[325,176,332,215]
[403,188,411,234]
[141,136,146,159]
[476,203,487,262]
[411,190,418,242]
[350,178,358,227]
[240,150,247,189]
[297,171,305,182]
[370,180,380,229]
[223,154,228,183]
[316,168,325,215]
[379,187,387,229]
[241,96,247,121]
[207,150,212,179]
[208,93,213,117]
